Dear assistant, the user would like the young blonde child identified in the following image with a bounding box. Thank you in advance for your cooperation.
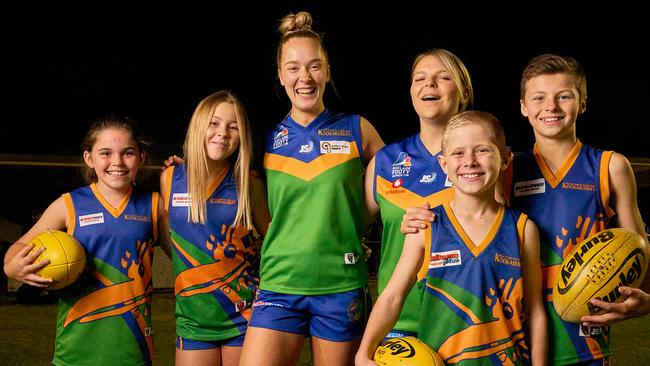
[356,111,547,365]
[160,90,269,366]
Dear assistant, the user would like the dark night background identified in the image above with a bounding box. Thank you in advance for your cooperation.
[2,2,649,229]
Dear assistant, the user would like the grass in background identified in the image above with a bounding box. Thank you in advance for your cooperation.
[1,290,649,365]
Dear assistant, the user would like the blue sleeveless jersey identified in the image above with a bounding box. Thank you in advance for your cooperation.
[373,133,453,334]
[164,164,257,341]
[509,141,613,365]
[261,109,367,294]
[56,183,157,366]
[421,204,530,365]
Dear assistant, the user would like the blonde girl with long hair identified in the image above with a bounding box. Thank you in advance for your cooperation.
[160,90,269,366]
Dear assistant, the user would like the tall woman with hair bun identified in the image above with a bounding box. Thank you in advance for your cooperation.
[239,11,384,366]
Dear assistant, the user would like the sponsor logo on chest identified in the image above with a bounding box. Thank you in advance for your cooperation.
[419,172,437,184]
[317,128,352,137]
[79,212,104,227]
[513,178,545,197]
[124,214,151,223]
[562,182,595,192]
[494,252,520,267]
[208,198,236,205]
[320,140,350,154]
[429,249,462,268]
[299,141,314,154]
[172,193,191,207]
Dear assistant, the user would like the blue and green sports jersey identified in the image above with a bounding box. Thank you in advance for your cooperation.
[373,133,453,334]
[509,141,613,365]
[164,164,257,341]
[56,184,157,366]
[421,203,529,365]
[262,109,367,294]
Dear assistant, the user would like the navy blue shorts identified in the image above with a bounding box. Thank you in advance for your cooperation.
[248,287,371,342]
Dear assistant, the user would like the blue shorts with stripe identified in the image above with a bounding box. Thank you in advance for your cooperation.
[248,287,371,342]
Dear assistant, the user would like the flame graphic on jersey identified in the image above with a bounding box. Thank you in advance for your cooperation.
[173,224,257,311]
[556,213,607,258]
[63,238,155,360]
[432,276,528,365]
[543,213,608,291]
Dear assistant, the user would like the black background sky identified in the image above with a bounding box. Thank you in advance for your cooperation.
[4,2,650,166]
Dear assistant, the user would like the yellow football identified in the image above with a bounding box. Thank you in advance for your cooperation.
[29,230,86,290]
[553,228,649,323]
[373,336,444,366]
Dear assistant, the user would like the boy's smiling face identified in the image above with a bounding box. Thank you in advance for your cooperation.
[438,122,503,197]
[520,73,586,141]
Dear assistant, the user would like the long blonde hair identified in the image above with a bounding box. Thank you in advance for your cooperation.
[182,90,253,229]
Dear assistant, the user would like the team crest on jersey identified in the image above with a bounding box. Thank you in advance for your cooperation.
[299,140,314,154]
[344,252,359,264]
[320,140,350,154]
[429,250,462,268]
[514,178,545,197]
[419,172,437,184]
[79,212,104,227]
[172,193,191,207]
[273,127,289,149]
[391,152,412,177]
